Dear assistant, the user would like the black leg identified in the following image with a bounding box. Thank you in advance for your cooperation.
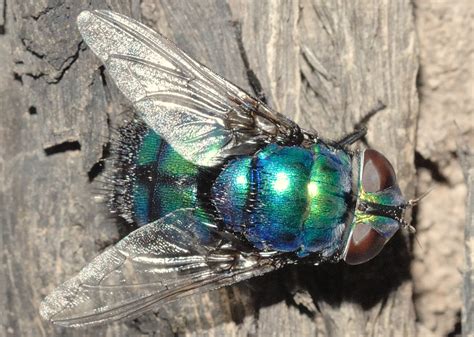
[336,102,387,147]
[336,127,367,146]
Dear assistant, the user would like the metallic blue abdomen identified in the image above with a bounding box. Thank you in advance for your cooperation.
[120,126,199,226]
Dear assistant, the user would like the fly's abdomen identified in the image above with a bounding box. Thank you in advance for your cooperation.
[212,143,352,256]
[111,122,199,226]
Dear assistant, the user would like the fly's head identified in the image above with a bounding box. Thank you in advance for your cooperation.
[343,149,414,265]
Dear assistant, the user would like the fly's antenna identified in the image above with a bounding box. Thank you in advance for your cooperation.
[401,186,434,230]
[399,187,434,250]
[406,187,434,207]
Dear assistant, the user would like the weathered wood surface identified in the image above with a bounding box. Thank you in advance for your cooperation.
[413,2,473,336]
[1,0,447,336]
[459,138,473,337]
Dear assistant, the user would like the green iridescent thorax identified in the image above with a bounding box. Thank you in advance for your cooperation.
[301,144,352,255]
[247,145,314,252]
[213,143,353,257]
[212,157,252,232]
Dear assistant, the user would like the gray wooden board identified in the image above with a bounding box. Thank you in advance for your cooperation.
[1,0,420,336]
[0,0,4,29]
[459,144,473,337]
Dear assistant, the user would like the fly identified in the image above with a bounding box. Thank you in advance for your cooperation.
[40,10,416,327]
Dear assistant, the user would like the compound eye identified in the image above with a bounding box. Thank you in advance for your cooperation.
[362,149,397,192]
[344,223,388,265]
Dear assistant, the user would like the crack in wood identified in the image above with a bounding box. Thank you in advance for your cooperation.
[44,140,81,156]
[414,151,450,185]
[87,142,110,182]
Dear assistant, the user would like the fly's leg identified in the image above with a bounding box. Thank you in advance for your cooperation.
[205,239,246,272]
[337,101,387,147]
[336,127,367,146]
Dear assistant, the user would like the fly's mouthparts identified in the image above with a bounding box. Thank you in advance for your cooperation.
[401,220,417,234]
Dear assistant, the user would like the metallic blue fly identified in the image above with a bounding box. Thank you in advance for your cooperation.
[40,10,413,327]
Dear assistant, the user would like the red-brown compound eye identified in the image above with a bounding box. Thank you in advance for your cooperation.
[344,223,388,265]
[362,149,397,192]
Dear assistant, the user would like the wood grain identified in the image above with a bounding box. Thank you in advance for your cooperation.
[1,1,421,336]
[459,141,473,337]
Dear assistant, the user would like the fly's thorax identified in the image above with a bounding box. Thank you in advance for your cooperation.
[212,143,353,258]
[301,143,352,257]
[343,149,407,265]
[211,157,253,231]
[245,144,314,252]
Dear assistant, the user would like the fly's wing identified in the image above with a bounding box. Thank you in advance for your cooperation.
[39,209,284,327]
[77,10,302,166]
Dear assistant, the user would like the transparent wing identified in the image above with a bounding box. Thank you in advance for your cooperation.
[40,209,284,327]
[77,10,302,166]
